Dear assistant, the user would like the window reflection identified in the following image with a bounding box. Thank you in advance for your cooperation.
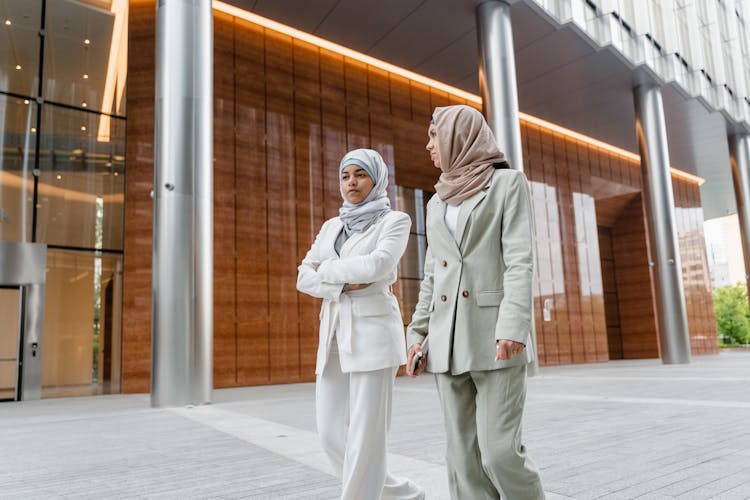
[42,249,122,398]
[0,0,41,97]
[0,95,36,242]
[36,104,124,250]
[43,0,127,116]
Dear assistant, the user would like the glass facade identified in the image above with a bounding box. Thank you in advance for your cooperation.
[0,0,127,397]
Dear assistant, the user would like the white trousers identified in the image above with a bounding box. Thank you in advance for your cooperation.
[316,351,424,500]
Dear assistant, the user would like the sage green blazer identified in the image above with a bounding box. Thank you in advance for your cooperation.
[406,168,535,374]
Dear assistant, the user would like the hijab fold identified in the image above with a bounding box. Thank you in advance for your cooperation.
[338,149,391,237]
[433,105,507,206]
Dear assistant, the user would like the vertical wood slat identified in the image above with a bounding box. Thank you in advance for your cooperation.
[320,49,347,221]
[235,18,269,386]
[564,140,585,363]
[265,29,300,383]
[123,0,155,393]
[293,39,323,377]
[614,195,660,358]
[213,12,237,387]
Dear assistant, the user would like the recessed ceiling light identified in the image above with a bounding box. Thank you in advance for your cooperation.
[84,38,90,45]
[82,102,87,108]
[56,174,62,180]
[4,20,10,26]
[83,74,89,79]
[81,125,87,131]
[114,172,119,176]
[30,127,36,133]
[15,64,21,70]
[23,99,29,104]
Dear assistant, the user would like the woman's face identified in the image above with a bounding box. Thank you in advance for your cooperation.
[341,164,375,204]
[426,123,440,169]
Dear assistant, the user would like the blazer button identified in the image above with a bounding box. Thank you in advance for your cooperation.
[442,260,447,267]
[441,295,447,302]
[462,290,470,298]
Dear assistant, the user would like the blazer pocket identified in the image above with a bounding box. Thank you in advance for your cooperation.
[475,290,503,307]
[353,299,392,317]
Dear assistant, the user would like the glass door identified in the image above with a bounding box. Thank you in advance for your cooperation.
[0,287,22,401]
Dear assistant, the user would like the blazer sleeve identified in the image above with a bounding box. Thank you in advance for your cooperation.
[406,244,434,348]
[496,171,534,343]
[316,212,411,285]
[296,221,345,301]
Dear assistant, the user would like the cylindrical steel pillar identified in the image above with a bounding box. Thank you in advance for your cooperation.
[193,0,213,405]
[729,134,750,302]
[152,0,213,407]
[476,0,524,172]
[476,0,539,375]
[633,84,691,364]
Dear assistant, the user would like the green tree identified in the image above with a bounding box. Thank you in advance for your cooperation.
[713,282,750,345]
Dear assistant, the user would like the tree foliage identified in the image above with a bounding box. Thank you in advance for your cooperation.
[713,282,750,345]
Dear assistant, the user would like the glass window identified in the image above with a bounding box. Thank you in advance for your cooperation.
[43,0,127,115]
[0,95,37,242]
[36,104,125,250]
[41,249,122,398]
[0,0,41,97]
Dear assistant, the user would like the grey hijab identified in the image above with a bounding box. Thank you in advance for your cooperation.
[337,149,391,242]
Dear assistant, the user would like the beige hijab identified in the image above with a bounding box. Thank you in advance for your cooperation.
[433,105,507,206]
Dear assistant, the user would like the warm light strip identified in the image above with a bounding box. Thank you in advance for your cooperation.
[212,1,705,186]
[518,112,705,185]
[97,0,128,142]
[212,1,481,103]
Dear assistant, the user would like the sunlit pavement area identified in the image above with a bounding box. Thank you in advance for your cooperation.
[1,351,749,499]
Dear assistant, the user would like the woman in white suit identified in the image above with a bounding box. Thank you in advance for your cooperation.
[297,149,424,500]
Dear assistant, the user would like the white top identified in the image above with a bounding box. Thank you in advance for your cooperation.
[444,203,461,241]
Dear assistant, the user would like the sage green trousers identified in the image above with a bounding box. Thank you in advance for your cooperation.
[435,365,545,500]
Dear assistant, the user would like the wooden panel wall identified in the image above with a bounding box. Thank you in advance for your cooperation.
[123,4,474,391]
[123,3,718,392]
[612,195,660,359]
[122,0,155,393]
[674,178,719,355]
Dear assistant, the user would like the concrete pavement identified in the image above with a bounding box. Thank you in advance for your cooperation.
[1,352,749,499]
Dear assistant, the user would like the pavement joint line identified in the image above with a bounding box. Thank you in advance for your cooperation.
[530,393,750,408]
[534,375,750,382]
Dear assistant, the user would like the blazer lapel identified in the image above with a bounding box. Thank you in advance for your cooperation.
[326,219,344,258]
[455,176,493,247]
[340,222,378,257]
[431,197,460,253]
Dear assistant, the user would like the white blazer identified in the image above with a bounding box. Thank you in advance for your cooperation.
[297,211,411,374]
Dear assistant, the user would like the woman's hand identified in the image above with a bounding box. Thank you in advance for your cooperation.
[406,343,427,377]
[342,283,371,292]
[496,339,526,360]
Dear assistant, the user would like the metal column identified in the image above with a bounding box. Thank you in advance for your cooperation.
[152,0,213,407]
[0,241,46,400]
[633,84,691,364]
[729,134,750,303]
[476,0,539,375]
[476,0,524,172]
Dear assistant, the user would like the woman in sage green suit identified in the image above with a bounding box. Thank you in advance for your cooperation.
[406,105,545,500]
